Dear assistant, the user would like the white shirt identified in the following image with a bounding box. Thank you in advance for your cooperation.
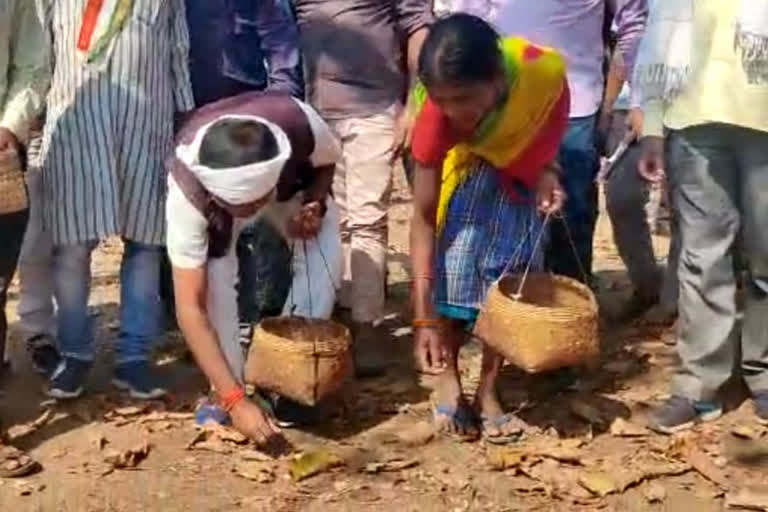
[165,97,341,380]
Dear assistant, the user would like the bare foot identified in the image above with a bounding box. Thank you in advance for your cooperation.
[473,384,524,441]
[432,367,476,436]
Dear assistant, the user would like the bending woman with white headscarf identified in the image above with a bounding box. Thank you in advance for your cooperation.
[166,92,342,444]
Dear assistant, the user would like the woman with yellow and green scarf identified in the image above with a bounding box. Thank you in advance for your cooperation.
[409,14,569,442]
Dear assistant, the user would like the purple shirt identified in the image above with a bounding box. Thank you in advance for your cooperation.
[487,0,648,117]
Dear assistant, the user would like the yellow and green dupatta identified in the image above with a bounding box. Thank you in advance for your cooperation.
[410,37,568,232]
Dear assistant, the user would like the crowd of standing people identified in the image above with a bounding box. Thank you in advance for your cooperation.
[0,0,767,478]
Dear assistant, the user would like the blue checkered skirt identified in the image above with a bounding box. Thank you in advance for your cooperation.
[435,162,546,314]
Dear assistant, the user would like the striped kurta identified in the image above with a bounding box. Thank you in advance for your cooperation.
[37,0,195,245]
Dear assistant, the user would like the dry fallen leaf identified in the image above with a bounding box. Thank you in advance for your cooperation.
[208,425,248,445]
[289,450,344,482]
[147,421,174,433]
[139,411,195,424]
[185,430,208,450]
[732,426,760,441]
[364,458,420,474]
[610,418,648,438]
[643,482,667,503]
[193,441,233,455]
[239,449,276,462]
[542,446,583,465]
[487,447,536,471]
[726,486,768,511]
[114,405,149,417]
[7,409,55,440]
[579,462,690,497]
[235,462,276,484]
[578,472,618,497]
[103,442,151,469]
[686,446,731,491]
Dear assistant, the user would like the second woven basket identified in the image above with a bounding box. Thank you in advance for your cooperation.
[473,273,599,373]
[245,316,353,406]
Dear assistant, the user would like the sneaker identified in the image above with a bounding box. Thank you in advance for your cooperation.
[48,358,91,399]
[754,391,768,424]
[648,396,723,434]
[27,335,62,377]
[112,361,167,400]
[271,395,318,428]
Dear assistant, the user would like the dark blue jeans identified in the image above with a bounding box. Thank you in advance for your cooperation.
[546,115,599,282]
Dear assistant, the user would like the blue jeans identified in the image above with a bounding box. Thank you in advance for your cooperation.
[546,115,599,282]
[54,240,162,364]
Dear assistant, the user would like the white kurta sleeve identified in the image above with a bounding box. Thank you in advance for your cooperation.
[166,176,209,269]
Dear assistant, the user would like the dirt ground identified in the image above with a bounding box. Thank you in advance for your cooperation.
[2,172,768,512]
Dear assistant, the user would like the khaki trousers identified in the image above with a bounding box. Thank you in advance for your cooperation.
[329,108,395,324]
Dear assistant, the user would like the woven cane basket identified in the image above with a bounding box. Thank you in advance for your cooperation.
[473,273,599,373]
[245,316,353,406]
[0,148,27,215]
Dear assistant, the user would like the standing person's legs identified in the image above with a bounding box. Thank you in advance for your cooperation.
[0,210,29,374]
[0,211,39,478]
[330,111,394,375]
[18,152,60,374]
[547,115,599,284]
[605,143,663,307]
[734,128,768,413]
[112,240,165,399]
[650,125,740,433]
[49,242,96,399]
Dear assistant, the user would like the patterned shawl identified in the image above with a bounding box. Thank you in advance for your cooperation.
[411,37,569,232]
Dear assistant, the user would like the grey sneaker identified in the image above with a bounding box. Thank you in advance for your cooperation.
[754,391,768,424]
[113,361,167,400]
[48,358,91,399]
[649,396,723,434]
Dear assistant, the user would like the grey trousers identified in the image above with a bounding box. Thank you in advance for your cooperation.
[605,112,680,309]
[668,124,768,400]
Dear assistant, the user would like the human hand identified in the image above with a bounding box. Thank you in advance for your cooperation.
[414,326,447,375]
[286,201,324,239]
[229,398,283,445]
[390,105,415,164]
[627,108,644,140]
[536,169,565,215]
[0,127,20,155]
[638,136,665,183]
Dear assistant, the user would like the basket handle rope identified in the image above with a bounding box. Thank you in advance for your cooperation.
[507,212,552,300]
[286,236,337,404]
[493,210,589,302]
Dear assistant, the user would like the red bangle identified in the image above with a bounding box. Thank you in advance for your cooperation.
[413,318,441,329]
[219,386,246,412]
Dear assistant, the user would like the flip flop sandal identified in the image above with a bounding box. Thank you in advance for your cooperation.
[433,404,480,441]
[480,414,524,445]
[0,445,40,478]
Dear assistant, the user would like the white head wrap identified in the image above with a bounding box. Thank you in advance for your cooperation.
[175,115,291,205]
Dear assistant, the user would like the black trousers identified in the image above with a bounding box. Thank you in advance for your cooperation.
[0,209,29,363]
